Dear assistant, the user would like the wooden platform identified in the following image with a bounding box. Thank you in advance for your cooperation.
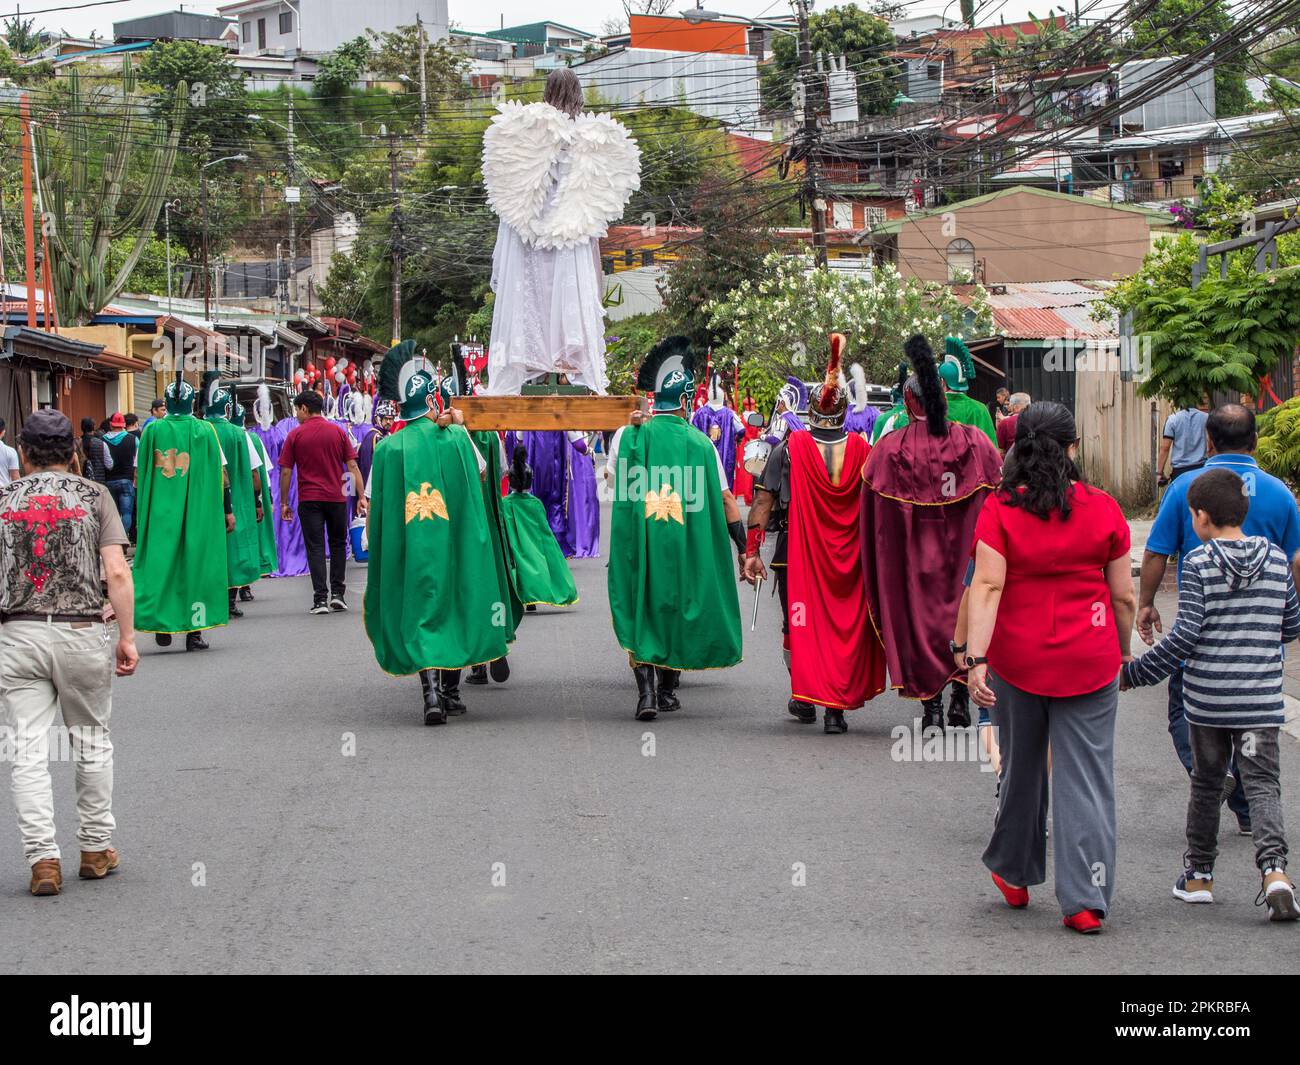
[455,395,644,431]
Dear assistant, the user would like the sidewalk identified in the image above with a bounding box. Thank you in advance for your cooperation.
[1129,517,1300,740]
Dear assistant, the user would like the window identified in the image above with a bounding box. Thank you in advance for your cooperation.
[279,11,293,35]
[242,21,251,42]
[257,18,266,50]
[946,238,976,283]
[831,202,854,231]
[926,64,941,81]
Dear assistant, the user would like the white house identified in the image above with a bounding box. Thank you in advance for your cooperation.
[573,47,761,126]
[219,0,449,56]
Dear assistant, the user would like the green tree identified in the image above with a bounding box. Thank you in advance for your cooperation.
[1127,0,1250,118]
[139,40,251,146]
[314,37,371,102]
[318,250,374,320]
[759,4,896,117]
[3,15,42,56]
[366,24,470,98]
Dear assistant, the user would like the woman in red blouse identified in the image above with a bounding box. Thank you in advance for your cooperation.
[965,402,1136,934]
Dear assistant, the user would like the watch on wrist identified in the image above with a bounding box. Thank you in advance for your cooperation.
[949,640,966,655]
[963,654,988,669]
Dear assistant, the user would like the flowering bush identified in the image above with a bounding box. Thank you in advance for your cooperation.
[705,251,993,385]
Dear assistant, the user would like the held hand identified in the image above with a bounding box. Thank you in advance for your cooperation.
[743,554,767,585]
[953,650,966,671]
[1118,655,1134,692]
[226,514,236,534]
[280,503,294,524]
[115,636,139,677]
[436,411,454,428]
[255,504,264,523]
[450,408,465,426]
[968,664,996,709]
[629,408,649,427]
[356,497,368,518]
[1136,604,1161,646]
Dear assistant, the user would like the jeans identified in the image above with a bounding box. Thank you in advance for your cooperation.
[1168,666,1250,821]
[1,620,115,864]
[106,479,134,536]
[1186,723,1287,872]
[299,500,348,604]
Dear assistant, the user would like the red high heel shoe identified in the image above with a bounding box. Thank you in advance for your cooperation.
[991,872,1029,908]
[1063,909,1103,934]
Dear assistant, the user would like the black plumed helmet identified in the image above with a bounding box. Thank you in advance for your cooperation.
[903,334,948,436]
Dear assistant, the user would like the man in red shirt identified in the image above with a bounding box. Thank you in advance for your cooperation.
[278,390,365,614]
[995,392,1030,454]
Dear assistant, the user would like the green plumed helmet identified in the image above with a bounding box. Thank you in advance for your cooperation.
[637,336,697,413]
[377,340,437,421]
[938,335,976,393]
[201,370,232,419]
[164,377,197,416]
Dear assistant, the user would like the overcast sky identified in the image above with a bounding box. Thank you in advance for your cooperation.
[24,0,1089,42]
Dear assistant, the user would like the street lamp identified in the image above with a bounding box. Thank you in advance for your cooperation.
[251,109,300,308]
[200,153,248,319]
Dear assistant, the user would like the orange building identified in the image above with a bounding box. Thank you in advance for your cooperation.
[628,14,748,55]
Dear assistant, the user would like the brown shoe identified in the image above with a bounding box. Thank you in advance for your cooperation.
[79,848,119,880]
[30,858,62,896]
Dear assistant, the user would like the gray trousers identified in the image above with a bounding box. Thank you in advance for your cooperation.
[982,673,1118,916]
[1187,723,1287,873]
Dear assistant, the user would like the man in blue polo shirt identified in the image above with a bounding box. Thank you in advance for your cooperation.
[1138,404,1300,834]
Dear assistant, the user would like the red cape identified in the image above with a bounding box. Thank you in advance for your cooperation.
[860,419,1002,699]
[787,431,886,709]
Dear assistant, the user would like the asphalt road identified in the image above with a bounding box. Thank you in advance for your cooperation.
[1,507,1298,974]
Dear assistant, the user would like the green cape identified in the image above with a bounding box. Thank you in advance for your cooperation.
[607,414,742,670]
[363,417,510,675]
[209,416,262,588]
[247,431,279,577]
[869,393,997,445]
[469,428,522,641]
[133,415,230,634]
[499,491,578,607]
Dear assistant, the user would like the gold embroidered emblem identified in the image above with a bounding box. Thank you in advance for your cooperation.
[708,424,721,442]
[645,486,684,524]
[154,449,190,479]
[405,482,449,523]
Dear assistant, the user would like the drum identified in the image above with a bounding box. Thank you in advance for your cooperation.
[742,438,771,477]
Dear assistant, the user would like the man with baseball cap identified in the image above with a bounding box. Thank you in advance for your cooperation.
[0,409,139,896]
[102,410,138,537]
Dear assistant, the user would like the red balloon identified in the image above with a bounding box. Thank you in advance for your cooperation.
[323,357,336,373]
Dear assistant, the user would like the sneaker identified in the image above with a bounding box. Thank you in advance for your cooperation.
[30,858,62,897]
[1063,909,1103,934]
[1238,815,1253,837]
[310,602,330,615]
[79,848,120,880]
[329,596,348,612]
[1174,869,1214,903]
[1258,868,1300,922]
[991,871,1029,908]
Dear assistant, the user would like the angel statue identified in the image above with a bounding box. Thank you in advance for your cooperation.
[481,68,641,395]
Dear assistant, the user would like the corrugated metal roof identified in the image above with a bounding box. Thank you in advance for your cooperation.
[960,281,1117,339]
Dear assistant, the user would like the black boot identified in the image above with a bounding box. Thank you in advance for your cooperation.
[439,670,467,715]
[185,631,209,652]
[655,668,681,712]
[633,665,657,720]
[238,585,255,602]
[154,633,173,648]
[824,708,847,734]
[489,656,510,683]
[420,670,446,726]
[920,695,945,733]
[466,664,489,685]
[787,698,816,723]
[947,683,971,728]
[228,591,243,619]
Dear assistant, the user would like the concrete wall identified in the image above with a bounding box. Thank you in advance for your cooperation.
[895,190,1153,283]
[230,0,449,56]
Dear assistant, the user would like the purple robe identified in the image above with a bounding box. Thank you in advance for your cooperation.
[251,417,308,578]
[844,405,879,439]
[504,430,600,559]
[691,403,743,489]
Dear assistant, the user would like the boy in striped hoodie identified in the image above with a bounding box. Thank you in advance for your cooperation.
[1122,468,1300,921]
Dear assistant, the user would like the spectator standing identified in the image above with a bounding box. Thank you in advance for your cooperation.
[277,390,365,614]
[0,418,19,487]
[0,409,138,896]
[1123,469,1300,921]
[966,402,1136,934]
[78,418,109,484]
[990,387,1010,426]
[1138,404,1300,835]
[124,413,140,438]
[995,392,1031,454]
[1159,401,1209,486]
[142,397,166,428]
[101,412,138,536]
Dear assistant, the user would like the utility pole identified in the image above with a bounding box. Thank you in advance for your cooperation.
[287,97,296,310]
[795,0,827,267]
[389,131,402,344]
[201,160,211,319]
[20,93,37,327]
[417,13,429,138]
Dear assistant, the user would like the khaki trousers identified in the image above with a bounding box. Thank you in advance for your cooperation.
[0,619,115,865]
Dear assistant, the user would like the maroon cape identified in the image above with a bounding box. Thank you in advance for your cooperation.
[788,431,886,709]
[860,419,1002,699]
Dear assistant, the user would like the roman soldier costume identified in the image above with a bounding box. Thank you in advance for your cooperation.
[501,429,600,558]
[134,371,230,651]
[235,399,278,601]
[498,445,578,609]
[871,339,996,446]
[859,335,1002,729]
[607,336,745,720]
[843,363,879,439]
[746,334,886,733]
[363,341,509,725]
[201,373,263,619]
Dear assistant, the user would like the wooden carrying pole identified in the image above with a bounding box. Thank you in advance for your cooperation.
[454,395,644,432]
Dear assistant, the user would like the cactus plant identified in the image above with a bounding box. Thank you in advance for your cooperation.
[34,59,186,325]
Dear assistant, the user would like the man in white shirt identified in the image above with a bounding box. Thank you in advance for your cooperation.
[0,419,19,487]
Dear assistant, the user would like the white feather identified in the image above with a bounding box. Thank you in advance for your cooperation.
[850,363,868,412]
[482,102,640,250]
